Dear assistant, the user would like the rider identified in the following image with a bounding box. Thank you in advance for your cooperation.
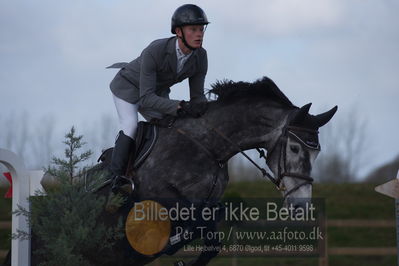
[108,4,210,193]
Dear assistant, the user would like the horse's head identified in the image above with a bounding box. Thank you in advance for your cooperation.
[266,103,337,208]
[207,77,337,208]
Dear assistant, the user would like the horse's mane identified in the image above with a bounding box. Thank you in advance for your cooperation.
[208,76,294,107]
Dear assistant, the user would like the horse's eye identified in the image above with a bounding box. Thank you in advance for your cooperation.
[290,145,300,154]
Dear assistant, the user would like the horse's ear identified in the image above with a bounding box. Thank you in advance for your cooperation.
[313,106,338,128]
[291,103,312,124]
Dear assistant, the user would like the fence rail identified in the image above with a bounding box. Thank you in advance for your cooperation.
[320,219,396,266]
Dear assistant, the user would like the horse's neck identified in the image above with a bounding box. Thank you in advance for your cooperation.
[199,102,292,162]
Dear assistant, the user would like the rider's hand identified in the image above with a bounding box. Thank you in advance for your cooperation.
[177,100,208,118]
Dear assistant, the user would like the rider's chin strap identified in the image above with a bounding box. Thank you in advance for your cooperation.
[178,27,197,51]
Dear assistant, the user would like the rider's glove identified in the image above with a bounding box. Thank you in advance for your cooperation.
[177,100,208,118]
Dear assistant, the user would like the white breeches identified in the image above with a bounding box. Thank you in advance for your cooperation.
[112,94,138,139]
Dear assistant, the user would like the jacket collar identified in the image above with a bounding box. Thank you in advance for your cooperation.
[166,36,198,76]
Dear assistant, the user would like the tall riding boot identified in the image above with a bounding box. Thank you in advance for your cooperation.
[110,130,136,193]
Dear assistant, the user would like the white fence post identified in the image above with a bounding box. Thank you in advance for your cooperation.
[0,148,30,266]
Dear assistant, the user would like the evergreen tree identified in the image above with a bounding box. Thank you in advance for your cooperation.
[48,126,92,183]
[14,127,124,266]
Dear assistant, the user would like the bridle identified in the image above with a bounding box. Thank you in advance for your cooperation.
[174,118,320,199]
[266,125,320,198]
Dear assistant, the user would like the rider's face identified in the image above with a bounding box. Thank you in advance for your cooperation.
[177,25,206,49]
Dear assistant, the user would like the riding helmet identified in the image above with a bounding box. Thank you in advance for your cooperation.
[171,4,210,34]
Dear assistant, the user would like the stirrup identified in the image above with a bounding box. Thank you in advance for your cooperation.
[111,175,135,194]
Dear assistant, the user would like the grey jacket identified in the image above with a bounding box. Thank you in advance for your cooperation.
[109,36,207,120]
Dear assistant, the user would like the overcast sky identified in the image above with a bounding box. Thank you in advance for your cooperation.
[0,0,398,178]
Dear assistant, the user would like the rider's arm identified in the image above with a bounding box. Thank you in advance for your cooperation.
[189,49,208,103]
[138,48,180,116]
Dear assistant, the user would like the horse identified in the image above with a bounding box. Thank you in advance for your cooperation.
[92,76,337,266]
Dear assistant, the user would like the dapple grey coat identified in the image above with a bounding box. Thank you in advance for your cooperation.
[109,36,207,120]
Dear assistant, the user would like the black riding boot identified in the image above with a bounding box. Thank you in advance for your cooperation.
[110,130,135,194]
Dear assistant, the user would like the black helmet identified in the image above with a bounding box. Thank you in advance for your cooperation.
[171,4,209,34]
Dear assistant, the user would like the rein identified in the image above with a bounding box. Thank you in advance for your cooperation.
[174,117,319,199]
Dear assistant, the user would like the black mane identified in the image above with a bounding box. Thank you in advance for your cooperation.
[208,76,294,107]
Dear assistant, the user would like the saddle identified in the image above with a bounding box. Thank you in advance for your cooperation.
[97,121,158,171]
[132,121,158,169]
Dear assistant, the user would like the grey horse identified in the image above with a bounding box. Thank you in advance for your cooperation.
[95,76,337,266]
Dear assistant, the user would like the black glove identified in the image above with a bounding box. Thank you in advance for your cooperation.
[177,100,208,118]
